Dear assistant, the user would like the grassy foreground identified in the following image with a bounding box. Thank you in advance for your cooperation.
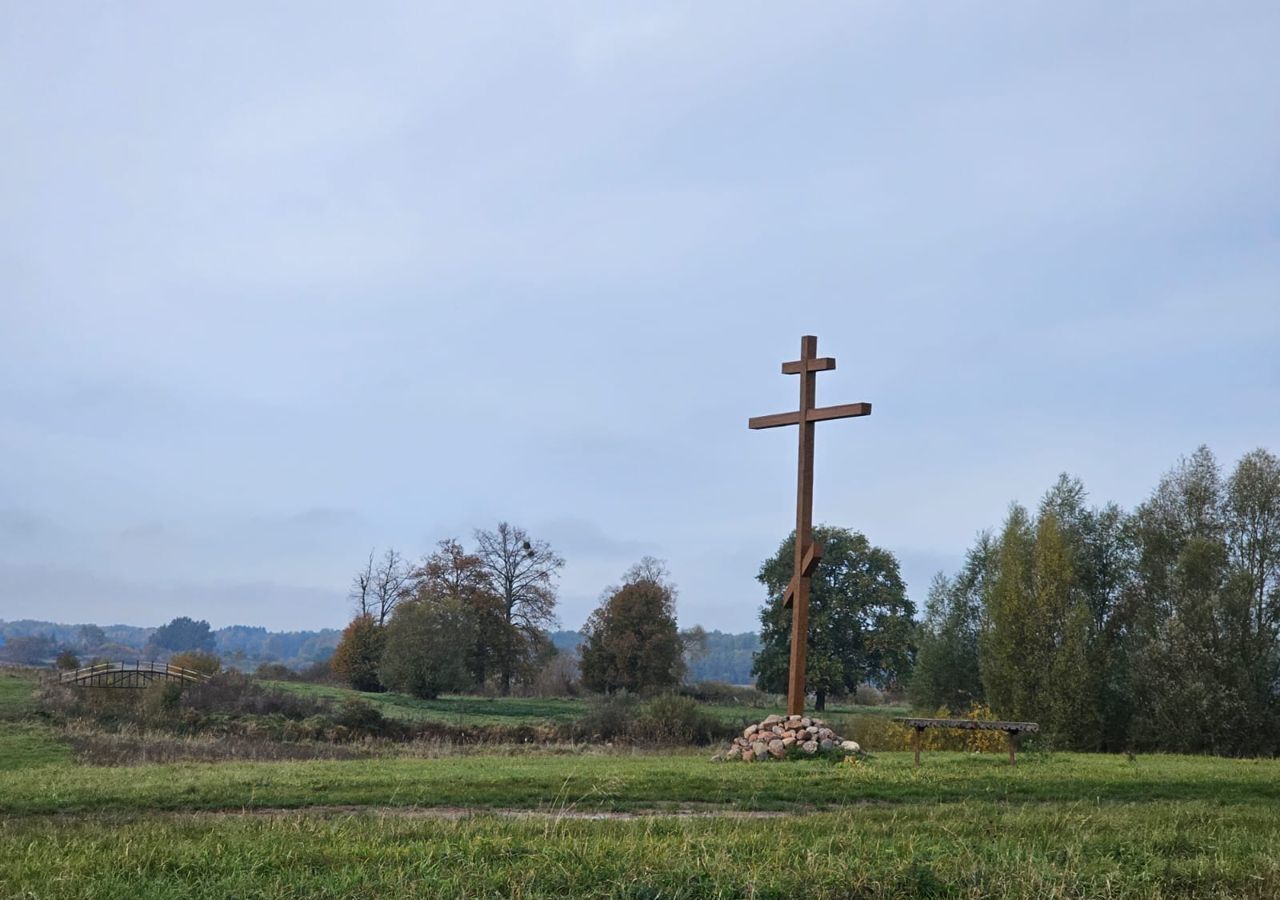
[4,673,1280,897]
[4,800,1278,899]
[3,753,1279,897]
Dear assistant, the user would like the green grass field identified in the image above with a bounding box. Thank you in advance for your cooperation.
[264,679,909,728]
[265,680,590,725]
[4,670,1279,897]
[0,667,69,771]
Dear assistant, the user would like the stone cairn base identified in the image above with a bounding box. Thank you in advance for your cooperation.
[718,713,861,761]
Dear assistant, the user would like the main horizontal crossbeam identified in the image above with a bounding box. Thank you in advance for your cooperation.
[781,357,835,374]
[747,402,872,430]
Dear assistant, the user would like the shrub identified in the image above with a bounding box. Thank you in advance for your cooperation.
[169,651,221,676]
[55,650,80,671]
[332,699,404,739]
[841,702,1008,753]
[634,694,729,745]
[180,673,331,720]
[527,655,579,698]
[854,684,885,706]
[0,635,54,664]
[38,670,418,747]
[569,693,732,746]
[841,715,908,751]
[297,661,338,684]
[140,681,186,721]
[919,704,1008,753]
[571,694,641,742]
[255,663,297,681]
[682,681,773,707]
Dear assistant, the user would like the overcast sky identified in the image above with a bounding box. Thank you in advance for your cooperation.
[2,3,1277,633]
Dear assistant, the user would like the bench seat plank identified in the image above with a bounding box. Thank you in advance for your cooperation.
[893,717,1039,733]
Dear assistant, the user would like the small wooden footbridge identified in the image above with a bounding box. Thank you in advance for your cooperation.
[59,660,210,688]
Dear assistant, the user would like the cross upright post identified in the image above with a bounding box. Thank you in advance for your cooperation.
[749,335,871,716]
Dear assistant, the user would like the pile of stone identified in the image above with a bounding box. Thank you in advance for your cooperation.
[719,713,860,761]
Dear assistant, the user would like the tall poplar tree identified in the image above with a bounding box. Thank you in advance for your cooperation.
[980,504,1039,719]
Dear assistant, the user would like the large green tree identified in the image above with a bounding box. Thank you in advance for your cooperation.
[412,538,506,690]
[379,598,476,699]
[752,526,915,710]
[579,558,684,695]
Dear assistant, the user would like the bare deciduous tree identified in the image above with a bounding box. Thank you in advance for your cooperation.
[349,549,376,619]
[473,522,564,694]
[623,555,678,596]
[372,548,411,626]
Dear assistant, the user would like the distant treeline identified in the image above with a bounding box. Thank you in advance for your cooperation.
[1,619,760,684]
[550,629,760,685]
[0,620,339,671]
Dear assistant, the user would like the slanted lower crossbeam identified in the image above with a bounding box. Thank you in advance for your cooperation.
[748,403,871,431]
[782,541,823,609]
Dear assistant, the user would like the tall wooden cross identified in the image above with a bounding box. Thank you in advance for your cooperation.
[749,335,872,716]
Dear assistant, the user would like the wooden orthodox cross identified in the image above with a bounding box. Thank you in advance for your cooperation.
[749,335,872,716]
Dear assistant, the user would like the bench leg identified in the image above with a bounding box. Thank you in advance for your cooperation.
[913,726,923,768]
[1006,730,1017,767]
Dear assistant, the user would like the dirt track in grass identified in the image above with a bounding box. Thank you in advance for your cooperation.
[13,803,804,823]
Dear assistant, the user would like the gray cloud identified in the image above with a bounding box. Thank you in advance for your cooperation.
[0,563,341,632]
[2,2,1277,632]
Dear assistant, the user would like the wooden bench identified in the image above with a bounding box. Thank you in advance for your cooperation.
[892,717,1040,767]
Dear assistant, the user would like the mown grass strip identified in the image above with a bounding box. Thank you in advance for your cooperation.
[2,801,1277,898]
[3,751,1278,816]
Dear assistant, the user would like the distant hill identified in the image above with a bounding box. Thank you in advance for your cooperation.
[549,630,584,654]
[549,628,760,685]
[685,630,761,685]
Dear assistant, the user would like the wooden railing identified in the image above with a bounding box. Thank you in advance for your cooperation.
[59,660,210,688]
